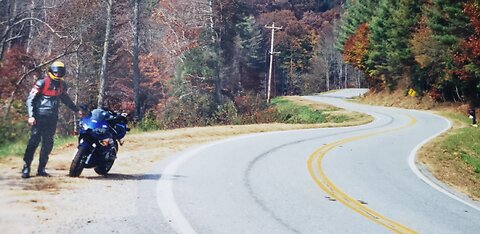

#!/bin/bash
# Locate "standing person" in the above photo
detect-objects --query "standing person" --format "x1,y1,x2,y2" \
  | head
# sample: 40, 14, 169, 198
21, 61, 81, 178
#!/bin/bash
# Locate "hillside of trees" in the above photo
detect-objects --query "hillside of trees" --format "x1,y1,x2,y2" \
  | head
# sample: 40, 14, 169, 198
1, 0, 479, 144
339, 0, 480, 105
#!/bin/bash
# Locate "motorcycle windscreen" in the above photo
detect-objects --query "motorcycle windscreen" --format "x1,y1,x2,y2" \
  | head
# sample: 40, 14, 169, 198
82, 109, 112, 138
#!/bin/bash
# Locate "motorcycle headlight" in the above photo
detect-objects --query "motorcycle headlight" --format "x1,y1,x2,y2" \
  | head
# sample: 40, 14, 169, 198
100, 138, 113, 147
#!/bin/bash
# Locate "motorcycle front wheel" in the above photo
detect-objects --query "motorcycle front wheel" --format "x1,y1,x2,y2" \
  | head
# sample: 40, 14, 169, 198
94, 145, 117, 176
69, 146, 89, 177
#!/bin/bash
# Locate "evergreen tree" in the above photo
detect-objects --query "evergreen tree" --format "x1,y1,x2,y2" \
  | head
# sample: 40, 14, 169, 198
336, 0, 378, 51
366, 0, 423, 90
425, 0, 471, 101
166, 32, 219, 127
234, 15, 265, 93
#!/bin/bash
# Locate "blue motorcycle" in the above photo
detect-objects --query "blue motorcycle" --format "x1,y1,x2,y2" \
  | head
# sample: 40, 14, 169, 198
69, 108, 129, 177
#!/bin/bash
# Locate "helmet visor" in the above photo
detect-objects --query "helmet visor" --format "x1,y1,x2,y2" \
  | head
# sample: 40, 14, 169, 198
51, 66, 66, 77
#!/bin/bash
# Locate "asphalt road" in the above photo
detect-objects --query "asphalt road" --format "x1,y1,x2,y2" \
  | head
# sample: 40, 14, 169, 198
143, 89, 480, 234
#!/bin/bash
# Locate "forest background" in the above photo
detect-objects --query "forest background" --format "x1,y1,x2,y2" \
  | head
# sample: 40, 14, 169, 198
1, 0, 479, 148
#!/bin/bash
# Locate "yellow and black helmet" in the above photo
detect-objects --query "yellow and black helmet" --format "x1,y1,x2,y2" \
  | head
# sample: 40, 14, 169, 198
48, 61, 66, 80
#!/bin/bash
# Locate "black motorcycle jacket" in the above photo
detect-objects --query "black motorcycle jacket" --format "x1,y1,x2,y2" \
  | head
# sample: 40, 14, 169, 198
26, 75, 79, 118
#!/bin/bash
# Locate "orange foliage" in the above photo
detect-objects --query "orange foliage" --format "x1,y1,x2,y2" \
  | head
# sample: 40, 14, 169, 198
0, 46, 37, 100
411, 24, 435, 68
453, 3, 480, 81
342, 23, 369, 70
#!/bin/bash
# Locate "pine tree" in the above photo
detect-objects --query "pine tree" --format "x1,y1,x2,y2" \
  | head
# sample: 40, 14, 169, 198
366, 0, 423, 90
425, 0, 471, 101
234, 15, 264, 93
336, 0, 379, 51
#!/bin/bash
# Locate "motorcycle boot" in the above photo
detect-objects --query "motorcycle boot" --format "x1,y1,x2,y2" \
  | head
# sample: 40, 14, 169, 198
21, 163, 31, 179
37, 159, 51, 177
37, 169, 51, 177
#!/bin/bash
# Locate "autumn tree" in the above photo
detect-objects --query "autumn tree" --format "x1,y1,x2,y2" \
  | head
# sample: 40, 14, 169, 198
257, 10, 318, 95
343, 23, 369, 71
342, 23, 374, 88
336, 0, 378, 52
453, 3, 480, 105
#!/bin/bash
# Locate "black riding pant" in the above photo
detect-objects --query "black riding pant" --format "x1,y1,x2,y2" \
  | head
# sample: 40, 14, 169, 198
23, 116, 58, 170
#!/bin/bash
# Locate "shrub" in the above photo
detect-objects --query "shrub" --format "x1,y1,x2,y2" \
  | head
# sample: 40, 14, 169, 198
211, 101, 240, 125
137, 110, 162, 131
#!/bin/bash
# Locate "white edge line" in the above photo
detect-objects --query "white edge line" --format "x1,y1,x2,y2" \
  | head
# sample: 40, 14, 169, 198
156, 145, 198, 234
408, 116, 480, 212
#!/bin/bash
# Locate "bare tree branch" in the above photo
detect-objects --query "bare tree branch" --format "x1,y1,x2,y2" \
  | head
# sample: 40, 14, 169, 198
8, 17, 70, 39
0, 1, 66, 26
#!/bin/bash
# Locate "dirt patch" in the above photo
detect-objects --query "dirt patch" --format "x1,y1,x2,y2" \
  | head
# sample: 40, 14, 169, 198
0, 103, 371, 233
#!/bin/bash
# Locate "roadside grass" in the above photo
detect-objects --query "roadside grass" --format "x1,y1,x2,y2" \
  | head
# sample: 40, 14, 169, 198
0, 135, 76, 160
422, 111, 480, 199
0, 139, 27, 158
437, 112, 480, 174
271, 98, 327, 124
274, 96, 362, 124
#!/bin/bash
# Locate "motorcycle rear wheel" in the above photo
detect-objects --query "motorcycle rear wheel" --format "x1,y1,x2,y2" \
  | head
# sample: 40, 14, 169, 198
69, 146, 88, 177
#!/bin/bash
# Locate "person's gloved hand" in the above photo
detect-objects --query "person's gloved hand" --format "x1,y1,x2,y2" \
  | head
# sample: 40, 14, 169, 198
28, 117, 36, 126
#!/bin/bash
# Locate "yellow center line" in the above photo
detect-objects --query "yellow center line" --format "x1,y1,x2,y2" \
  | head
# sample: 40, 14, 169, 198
307, 115, 418, 234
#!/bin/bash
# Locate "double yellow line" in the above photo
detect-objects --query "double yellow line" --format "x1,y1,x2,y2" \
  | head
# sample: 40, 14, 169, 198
307, 115, 418, 234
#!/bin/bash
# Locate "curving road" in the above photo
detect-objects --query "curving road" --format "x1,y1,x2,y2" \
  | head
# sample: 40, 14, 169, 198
141, 89, 480, 234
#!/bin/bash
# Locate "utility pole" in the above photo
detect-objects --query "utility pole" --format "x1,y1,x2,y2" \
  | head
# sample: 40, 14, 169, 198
265, 22, 282, 103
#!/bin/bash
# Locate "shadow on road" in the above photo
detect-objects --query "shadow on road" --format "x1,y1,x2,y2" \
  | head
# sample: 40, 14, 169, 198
86, 173, 162, 181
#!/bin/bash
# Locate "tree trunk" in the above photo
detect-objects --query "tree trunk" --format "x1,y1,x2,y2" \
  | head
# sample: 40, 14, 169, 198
339, 61, 343, 88
73, 52, 81, 133
326, 65, 330, 91
26, 0, 36, 54
97, 0, 113, 108
132, 0, 141, 120
0, 0, 13, 60
207, 0, 223, 104
355, 67, 361, 88
208, 0, 216, 44
6, 0, 18, 52
344, 64, 348, 88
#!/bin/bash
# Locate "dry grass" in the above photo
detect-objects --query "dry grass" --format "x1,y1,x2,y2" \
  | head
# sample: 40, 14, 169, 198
361, 88, 438, 109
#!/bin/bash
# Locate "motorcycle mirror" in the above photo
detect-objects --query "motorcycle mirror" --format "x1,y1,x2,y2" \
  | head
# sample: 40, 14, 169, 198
79, 103, 90, 112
